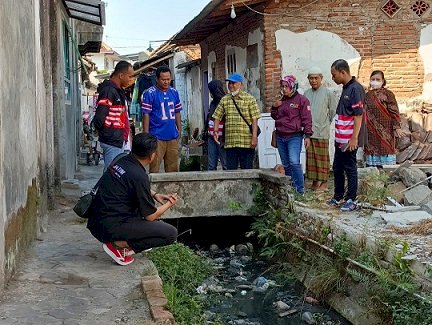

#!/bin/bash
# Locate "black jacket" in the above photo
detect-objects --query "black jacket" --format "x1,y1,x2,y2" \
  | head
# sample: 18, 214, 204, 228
87, 154, 156, 243
93, 80, 129, 148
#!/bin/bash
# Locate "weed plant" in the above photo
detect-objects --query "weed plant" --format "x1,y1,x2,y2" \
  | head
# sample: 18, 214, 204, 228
148, 243, 214, 325
358, 172, 391, 207
249, 178, 432, 324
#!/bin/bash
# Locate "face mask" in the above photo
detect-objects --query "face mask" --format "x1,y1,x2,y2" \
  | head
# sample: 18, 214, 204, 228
230, 89, 240, 96
370, 80, 383, 89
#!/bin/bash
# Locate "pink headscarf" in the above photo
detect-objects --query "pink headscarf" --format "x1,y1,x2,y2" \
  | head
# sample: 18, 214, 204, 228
280, 75, 298, 96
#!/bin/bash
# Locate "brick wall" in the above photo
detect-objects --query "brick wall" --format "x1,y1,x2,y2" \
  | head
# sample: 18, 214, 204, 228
262, 0, 432, 107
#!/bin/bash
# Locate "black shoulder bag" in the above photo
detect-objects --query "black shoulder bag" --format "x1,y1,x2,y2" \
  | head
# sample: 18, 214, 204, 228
231, 97, 261, 136
73, 152, 128, 218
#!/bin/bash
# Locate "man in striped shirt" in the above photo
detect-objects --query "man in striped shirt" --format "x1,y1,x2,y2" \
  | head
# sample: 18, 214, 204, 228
93, 61, 134, 171
141, 66, 182, 173
327, 59, 366, 211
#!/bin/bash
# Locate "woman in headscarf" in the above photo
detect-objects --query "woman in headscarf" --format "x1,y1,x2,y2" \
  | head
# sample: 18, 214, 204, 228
271, 75, 313, 194
364, 70, 403, 167
206, 80, 227, 170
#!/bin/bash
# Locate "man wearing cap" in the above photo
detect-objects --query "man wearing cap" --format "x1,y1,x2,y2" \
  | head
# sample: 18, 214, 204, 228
304, 67, 337, 191
212, 73, 260, 170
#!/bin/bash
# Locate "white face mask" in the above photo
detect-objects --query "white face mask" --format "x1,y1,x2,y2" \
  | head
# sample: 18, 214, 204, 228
230, 89, 240, 96
370, 80, 383, 89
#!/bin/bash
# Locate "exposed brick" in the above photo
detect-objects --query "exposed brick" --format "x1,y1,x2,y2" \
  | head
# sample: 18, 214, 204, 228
142, 275, 162, 292
199, 0, 424, 109
150, 306, 175, 324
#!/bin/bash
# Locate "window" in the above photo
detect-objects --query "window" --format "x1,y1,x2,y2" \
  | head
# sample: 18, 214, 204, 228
63, 22, 71, 102
410, 0, 430, 17
226, 49, 236, 75
381, 0, 401, 18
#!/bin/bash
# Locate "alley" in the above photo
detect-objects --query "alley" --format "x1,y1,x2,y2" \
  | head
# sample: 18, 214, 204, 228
0, 165, 154, 325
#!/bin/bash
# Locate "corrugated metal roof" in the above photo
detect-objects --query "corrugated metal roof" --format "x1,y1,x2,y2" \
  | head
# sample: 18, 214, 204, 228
63, 0, 105, 25
171, 0, 266, 45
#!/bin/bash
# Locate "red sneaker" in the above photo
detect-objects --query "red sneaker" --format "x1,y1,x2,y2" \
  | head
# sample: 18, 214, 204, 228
103, 243, 134, 266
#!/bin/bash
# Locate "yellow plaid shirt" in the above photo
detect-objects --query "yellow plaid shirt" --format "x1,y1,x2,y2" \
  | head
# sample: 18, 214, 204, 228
212, 91, 260, 149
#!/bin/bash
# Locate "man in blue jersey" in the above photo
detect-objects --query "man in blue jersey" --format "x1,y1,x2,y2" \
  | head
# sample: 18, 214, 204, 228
141, 66, 182, 173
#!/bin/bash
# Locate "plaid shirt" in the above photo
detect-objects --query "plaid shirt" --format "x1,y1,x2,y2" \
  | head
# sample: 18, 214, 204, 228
212, 91, 260, 149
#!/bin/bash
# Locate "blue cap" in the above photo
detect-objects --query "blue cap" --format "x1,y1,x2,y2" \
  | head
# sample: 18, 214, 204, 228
225, 73, 244, 83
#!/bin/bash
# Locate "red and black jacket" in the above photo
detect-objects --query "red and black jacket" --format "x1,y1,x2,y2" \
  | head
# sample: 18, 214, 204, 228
93, 80, 129, 148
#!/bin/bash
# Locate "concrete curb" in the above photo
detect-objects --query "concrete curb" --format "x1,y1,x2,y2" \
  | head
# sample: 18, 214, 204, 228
141, 274, 175, 324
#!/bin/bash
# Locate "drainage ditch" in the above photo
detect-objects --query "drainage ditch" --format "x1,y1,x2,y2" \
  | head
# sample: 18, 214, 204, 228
165, 216, 351, 325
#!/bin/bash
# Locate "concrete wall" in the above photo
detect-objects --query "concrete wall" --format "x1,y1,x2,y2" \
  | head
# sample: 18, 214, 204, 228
0, 0, 55, 287
150, 170, 291, 219
0, 0, 88, 289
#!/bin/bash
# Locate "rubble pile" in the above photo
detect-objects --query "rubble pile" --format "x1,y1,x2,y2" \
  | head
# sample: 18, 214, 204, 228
397, 104, 432, 163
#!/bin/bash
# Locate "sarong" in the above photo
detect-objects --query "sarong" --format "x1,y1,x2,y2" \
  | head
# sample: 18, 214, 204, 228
306, 138, 330, 181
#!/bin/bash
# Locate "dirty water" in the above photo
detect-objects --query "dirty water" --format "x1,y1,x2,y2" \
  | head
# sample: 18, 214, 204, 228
171, 216, 351, 324
194, 246, 351, 325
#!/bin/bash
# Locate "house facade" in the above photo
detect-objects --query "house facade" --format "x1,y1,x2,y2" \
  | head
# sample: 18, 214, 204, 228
171, 0, 432, 166
0, 0, 104, 289
173, 0, 432, 107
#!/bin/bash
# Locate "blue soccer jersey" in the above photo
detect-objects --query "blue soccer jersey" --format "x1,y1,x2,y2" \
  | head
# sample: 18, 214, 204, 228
141, 86, 182, 141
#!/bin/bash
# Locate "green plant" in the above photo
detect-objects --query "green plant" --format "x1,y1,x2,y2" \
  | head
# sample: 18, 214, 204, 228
319, 224, 332, 244
356, 248, 380, 269
358, 172, 391, 207
228, 200, 242, 211
179, 155, 201, 171
248, 183, 269, 216
392, 241, 414, 277
181, 119, 190, 137
333, 234, 353, 260
148, 243, 213, 324
306, 254, 347, 299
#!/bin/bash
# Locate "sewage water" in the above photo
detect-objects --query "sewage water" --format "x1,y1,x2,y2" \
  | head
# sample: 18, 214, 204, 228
168, 216, 352, 325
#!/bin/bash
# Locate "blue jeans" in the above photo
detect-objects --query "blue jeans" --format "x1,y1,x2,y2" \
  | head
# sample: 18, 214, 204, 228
277, 135, 304, 194
226, 148, 255, 170
208, 137, 227, 170
100, 142, 124, 172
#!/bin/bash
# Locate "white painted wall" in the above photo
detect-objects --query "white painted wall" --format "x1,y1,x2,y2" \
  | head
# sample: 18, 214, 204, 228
420, 24, 432, 102
275, 29, 361, 92
172, 52, 188, 120
90, 53, 104, 71
247, 28, 264, 110
208, 51, 216, 82
185, 66, 203, 132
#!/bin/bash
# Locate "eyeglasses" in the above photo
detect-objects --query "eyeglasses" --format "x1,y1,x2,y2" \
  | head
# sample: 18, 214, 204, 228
228, 81, 237, 85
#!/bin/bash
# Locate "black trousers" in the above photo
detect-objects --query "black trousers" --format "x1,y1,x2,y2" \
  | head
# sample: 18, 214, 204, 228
226, 148, 255, 170
88, 217, 178, 253
333, 146, 358, 201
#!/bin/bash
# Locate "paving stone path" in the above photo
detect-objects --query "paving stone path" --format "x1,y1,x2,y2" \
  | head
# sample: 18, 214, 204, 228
0, 164, 155, 325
